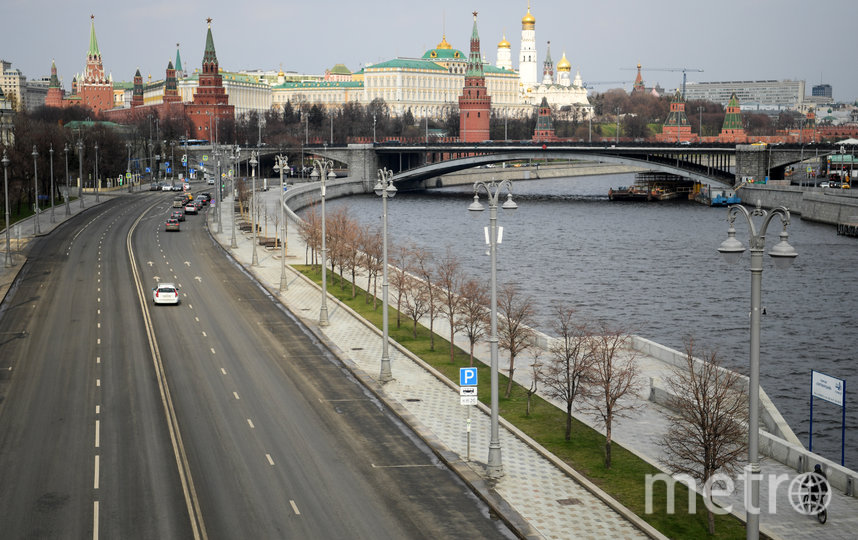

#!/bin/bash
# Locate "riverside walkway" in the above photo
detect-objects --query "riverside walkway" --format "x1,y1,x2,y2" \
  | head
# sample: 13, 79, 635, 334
2, 186, 857, 539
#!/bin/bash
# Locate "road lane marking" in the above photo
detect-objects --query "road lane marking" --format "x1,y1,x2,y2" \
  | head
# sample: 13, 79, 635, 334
96, 356, 101, 364
96, 379, 101, 387
195, 317, 199, 322
233, 392, 240, 400
201, 331, 207, 337
290, 500, 300, 515
94, 455, 99, 489
210, 348, 216, 355
247, 419, 254, 429
95, 420, 100, 448
266, 454, 275, 466
97, 322, 101, 329
220, 368, 227, 375
93, 501, 99, 540
97, 338, 101, 345
96, 405, 100, 414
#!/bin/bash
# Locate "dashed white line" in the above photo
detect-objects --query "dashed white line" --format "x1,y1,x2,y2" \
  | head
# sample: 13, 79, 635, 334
210, 348, 216, 355
97, 322, 101, 329
233, 392, 240, 400
95, 420, 100, 448
96, 356, 101, 364
195, 317, 199, 322
93, 455, 100, 489
97, 338, 101, 345
220, 368, 227, 375
96, 405, 100, 414
247, 419, 255, 428
93, 501, 99, 540
96, 379, 101, 387
202, 331, 207, 337
266, 454, 275, 466
290, 500, 300, 515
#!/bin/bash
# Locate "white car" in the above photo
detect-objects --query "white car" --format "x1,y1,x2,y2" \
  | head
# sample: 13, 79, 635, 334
153, 283, 180, 305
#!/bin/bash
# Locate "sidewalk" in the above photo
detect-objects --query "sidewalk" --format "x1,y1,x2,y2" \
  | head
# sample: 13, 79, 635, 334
214, 186, 858, 540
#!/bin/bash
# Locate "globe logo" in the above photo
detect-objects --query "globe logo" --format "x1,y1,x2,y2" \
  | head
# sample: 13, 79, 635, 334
788, 472, 831, 515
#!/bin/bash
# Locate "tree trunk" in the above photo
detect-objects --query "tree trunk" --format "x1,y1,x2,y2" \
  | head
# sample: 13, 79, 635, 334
565, 403, 573, 441
604, 424, 612, 468
504, 354, 516, 398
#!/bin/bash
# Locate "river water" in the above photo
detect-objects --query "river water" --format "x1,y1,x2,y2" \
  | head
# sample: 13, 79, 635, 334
314, 173, 857, 467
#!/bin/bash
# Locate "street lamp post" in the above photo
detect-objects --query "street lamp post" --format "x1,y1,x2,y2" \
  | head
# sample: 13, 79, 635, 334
718, 200, 797, 540
2, 149, 12, 267
63, 143, 71, 215
126, 142, 132, 193
48, 144, 56, 223
311, 157, 336, 326
230, 145, 239, 249
615, 107, 621, 145
374, 167, 396, 382
32, 145, 40, 234
148, 141, 154, 185
77, 139, 84, 209
170, 140, 176, 188
94, 141, 100, 203
274, 153, 289, 292
214, 145, 222, 234
468, 178, 517, 479
250, 152, 259, 266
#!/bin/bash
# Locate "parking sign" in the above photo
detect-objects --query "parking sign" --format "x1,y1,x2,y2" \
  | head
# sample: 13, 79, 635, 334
459, 367, 478, 387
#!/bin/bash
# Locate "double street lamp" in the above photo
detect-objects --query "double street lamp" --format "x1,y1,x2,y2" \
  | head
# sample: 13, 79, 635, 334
94, 141, 100, 203
77, 139, 84, 209
718, 200, 797, 540
374, 167, 396, 382
311, 157, 336, 326
249, 151, 259, 266
274, 153, 289, 293
63, 143, 71, 215
230, 145, 240, 249
2, 149, 11, 267
32, 145, 40, 235
468, 178, 517, 479
49, 144, 55, 223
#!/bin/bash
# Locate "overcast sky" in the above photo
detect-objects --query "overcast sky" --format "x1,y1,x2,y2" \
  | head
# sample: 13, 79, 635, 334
4, 0, 856, 103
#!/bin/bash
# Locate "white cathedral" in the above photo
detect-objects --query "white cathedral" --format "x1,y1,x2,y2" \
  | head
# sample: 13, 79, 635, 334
501, 3, 592, 118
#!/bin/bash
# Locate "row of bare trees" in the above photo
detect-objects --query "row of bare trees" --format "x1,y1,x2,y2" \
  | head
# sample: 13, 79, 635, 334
295, 204, 748, 507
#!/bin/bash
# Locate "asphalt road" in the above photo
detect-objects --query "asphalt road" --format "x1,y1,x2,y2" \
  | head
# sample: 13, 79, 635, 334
0, 191, 514, 539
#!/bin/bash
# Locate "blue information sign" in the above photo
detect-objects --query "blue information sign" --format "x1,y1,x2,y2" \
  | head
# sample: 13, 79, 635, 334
459, 367, 478, 386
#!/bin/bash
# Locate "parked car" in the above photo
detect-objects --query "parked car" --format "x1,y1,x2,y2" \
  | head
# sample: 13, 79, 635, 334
184, 203, 197, 214
171, 210, 185, 222
165, 218, 180, 232
152, 283, 180, 305
173, 196, 185, 208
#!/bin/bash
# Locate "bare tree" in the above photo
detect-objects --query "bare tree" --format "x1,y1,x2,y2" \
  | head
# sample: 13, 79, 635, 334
540, 307, 595, 441
435, 248, 465, 362
497, 283, 536, 399
457, 278, 488, 366
660, 339, 748, 535
390, 243, 415, 329
298, 203, 320, 264
358, 225, 383, 308
413, 247, 440, 351
526, 350, 542, 417
401, 274, 430, 338
586, 323, 641, 468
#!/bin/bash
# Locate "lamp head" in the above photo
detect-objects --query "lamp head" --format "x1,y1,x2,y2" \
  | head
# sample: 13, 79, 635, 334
468, 193, 484, 212
386, 183, 397, 198
2, 150, 8, 167
718, 226, 745, 265
327, 169, 336, 180
501, 192, 518, 211
310, 168, 320, 179
32, 145, 38, 157
769, 229, 797, 269
373, 180, 384, 197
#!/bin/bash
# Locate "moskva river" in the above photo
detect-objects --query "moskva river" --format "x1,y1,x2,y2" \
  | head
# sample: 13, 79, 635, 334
316, 173, 857, 467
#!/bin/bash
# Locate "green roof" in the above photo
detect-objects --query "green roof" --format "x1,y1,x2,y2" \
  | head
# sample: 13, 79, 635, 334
366, 58, 447, 71
203, 22, 217, 65
273, 80, 363, 89
421, 48, 466, 61
65, 120, 125, 130
483, 64, 517, 75
329, 63, 351, 75
113, 81, 134, 90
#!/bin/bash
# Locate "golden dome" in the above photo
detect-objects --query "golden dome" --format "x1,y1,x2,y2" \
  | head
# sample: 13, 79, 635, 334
522, 5, 535, 28
498, 34, 511, 49
436, 34, 452, 50
557, 52, 571, 71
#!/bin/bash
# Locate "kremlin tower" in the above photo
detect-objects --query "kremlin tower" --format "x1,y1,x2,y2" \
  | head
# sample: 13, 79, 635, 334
518, 2, 538, 90
458, 12, 491, 142
541, 41, 554, 85
77, 15, 114, 112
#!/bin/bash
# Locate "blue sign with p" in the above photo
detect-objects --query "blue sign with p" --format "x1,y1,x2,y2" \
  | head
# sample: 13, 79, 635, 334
459, 367, 478, 387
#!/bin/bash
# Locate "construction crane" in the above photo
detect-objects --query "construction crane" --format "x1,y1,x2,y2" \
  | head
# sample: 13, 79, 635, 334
581, 81, 633, 90
621, 66, 704, 98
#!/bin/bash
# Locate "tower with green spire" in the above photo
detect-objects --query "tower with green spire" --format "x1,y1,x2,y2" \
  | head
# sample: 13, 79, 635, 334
78, 15, 114, 112
458, 11, 491, 142
188, 18, 233, 140
175, 43, 185, 78
660, 90, 692, 142
718, 92, 746, 142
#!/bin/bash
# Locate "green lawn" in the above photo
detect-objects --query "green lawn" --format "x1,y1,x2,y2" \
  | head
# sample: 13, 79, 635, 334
298, 265, 748, 539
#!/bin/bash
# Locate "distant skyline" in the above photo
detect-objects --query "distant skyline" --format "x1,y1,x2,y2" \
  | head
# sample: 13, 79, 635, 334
3, 0, 856, 104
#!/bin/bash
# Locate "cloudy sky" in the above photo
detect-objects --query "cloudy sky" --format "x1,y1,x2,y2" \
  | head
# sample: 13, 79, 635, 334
4, 0, 856, 103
